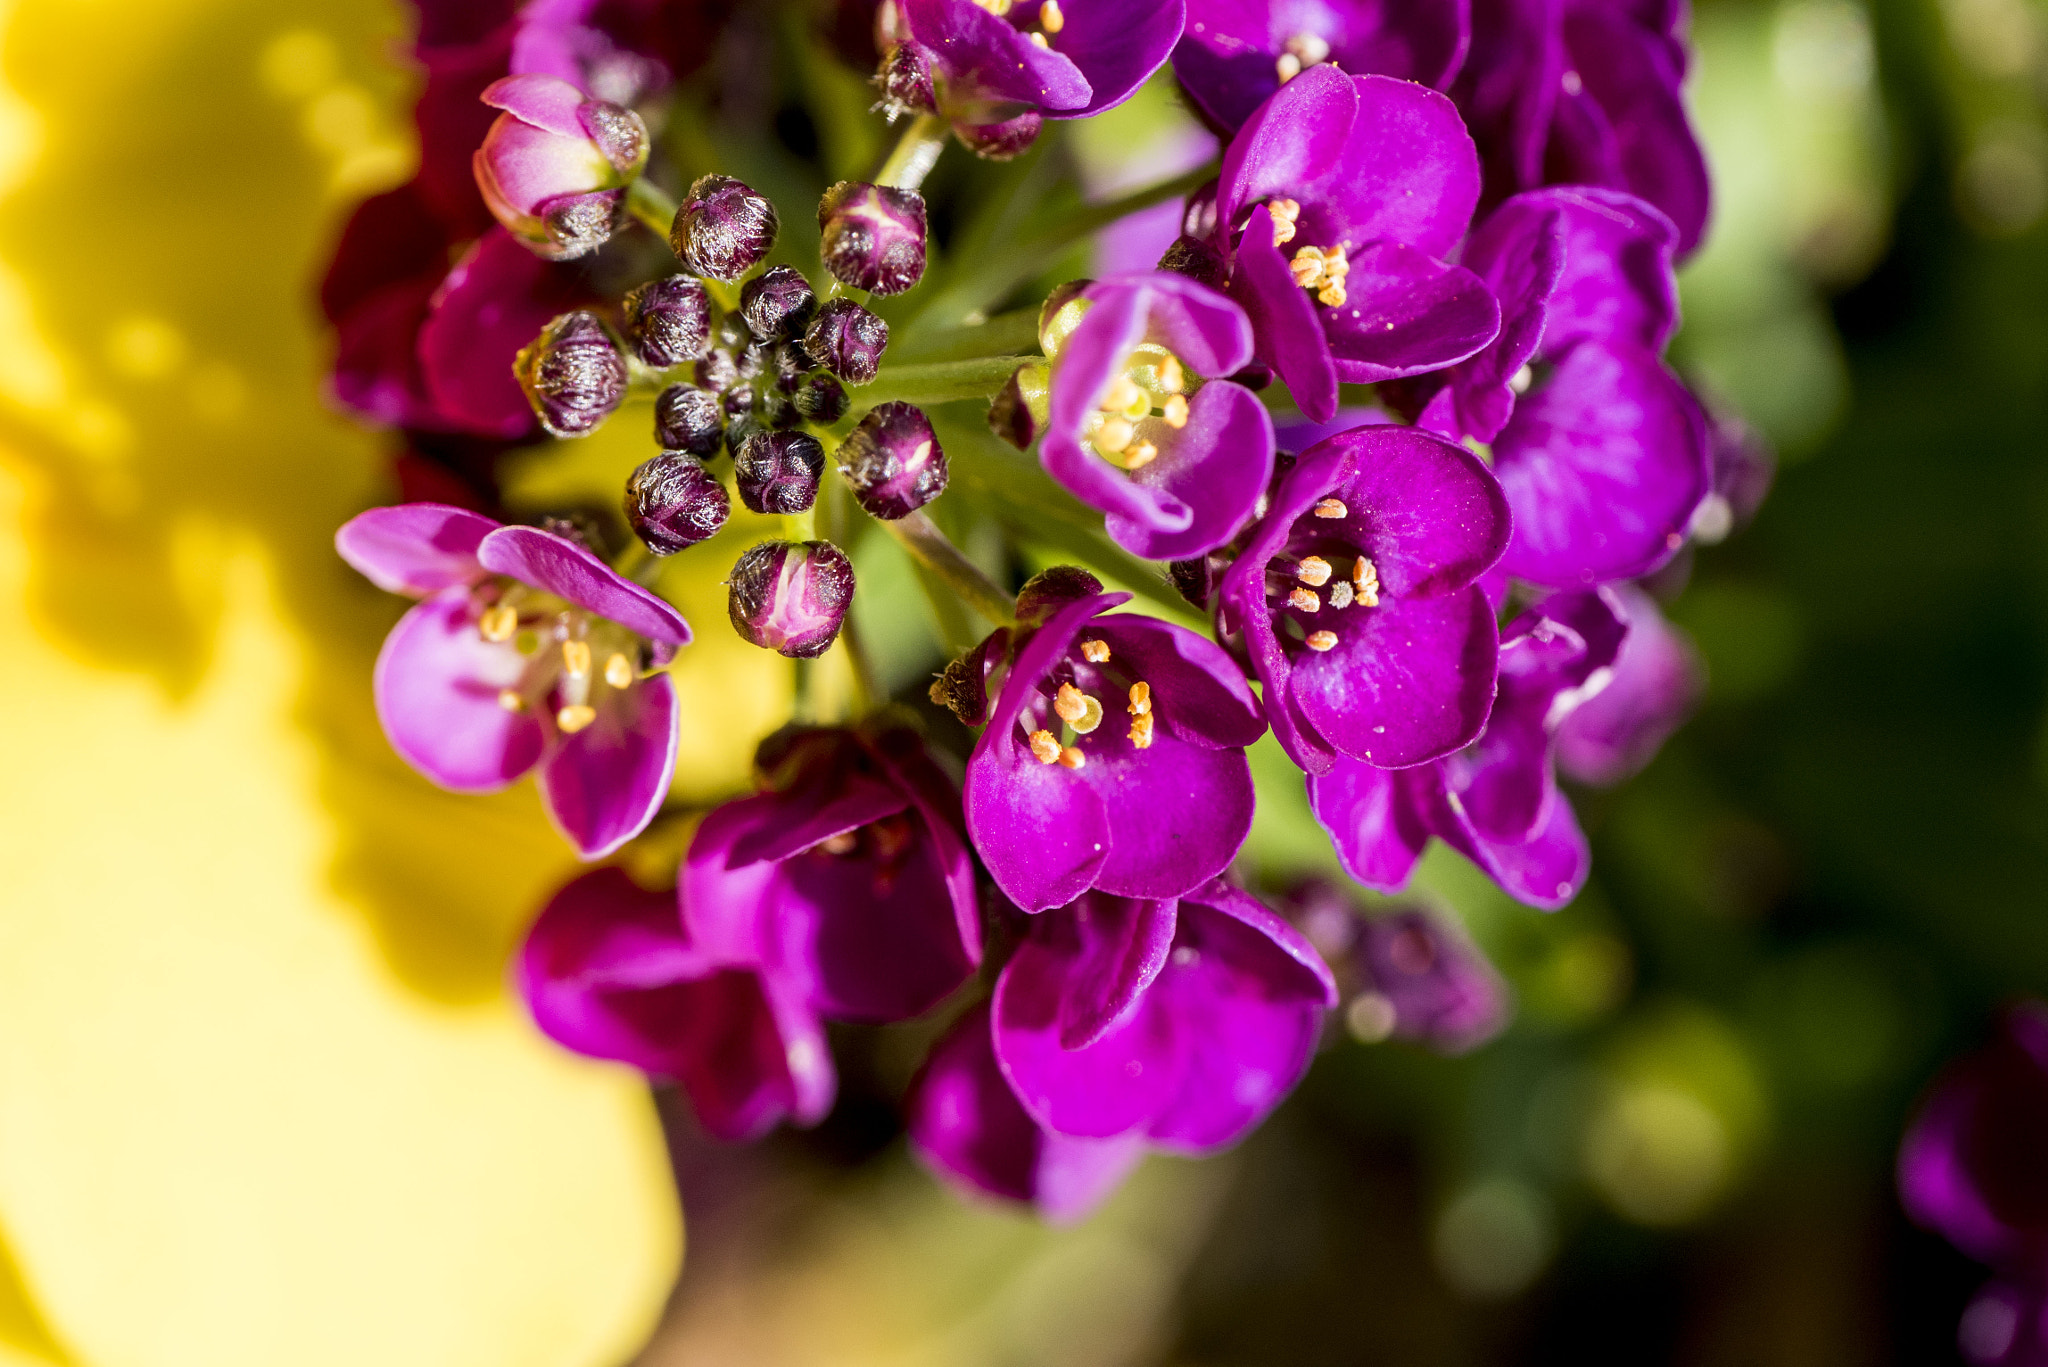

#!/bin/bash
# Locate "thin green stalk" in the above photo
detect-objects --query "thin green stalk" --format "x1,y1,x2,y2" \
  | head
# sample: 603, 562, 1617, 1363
880, 510, 1014, 626
625, 178, 677, 240
887, 306, 1042, 364
856, 356, 1026, 408
874, 113, 949, 191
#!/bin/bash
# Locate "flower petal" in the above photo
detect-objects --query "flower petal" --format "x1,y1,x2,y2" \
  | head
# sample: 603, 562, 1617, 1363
867, 727, 986, 967
1106, 380, 1275, 560
1315, 424, 1511, 598
1071, 721, 1256, 901
1307, 757, 1432, 893
1230, 204, 1339, 421
478, 525, 692, 657
903, 0, 1093, 111
1093, 612, 1266, 748
1323, 244, 1499, 384
1049, 0, 1185, 117
1217, 62, 1358, 227
336, 503, 499, 596
1315, 74, 1481, 259
1555, 584, 1701, 785
1442, 780, 1589, 910
1041, 284, 1185, 533
481, 72, 590, 138
1053, 895, 1179, 1049
418, 229, 589, 440
537, 672, 678, 859
373, 589, 545, 792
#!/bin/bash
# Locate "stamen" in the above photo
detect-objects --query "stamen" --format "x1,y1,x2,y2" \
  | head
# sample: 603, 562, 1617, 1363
1289, 244, 1350, 307
1284, 32, 1332, 64
1353, 557, 1380, 607
1029, 29, 1048, 47
1128, 681, 1151, 716
557, 703, 598, 733
562, 639, 592, 678
819, 831, 858, 856
1053, 682, 1090, 724
1094, 417, 1134, 453
1129, 712, 1155, 749
1162, 394, 1189, 428
1058, 745, 1087, 769
1158, 355, 1184, 391
1072, 695, 1104, 734
1081, 638, 1111, 663
974, 0, 1013, 12
1102, 375, 1143, 414
478, 604, 518, 642
1268, 198, 1300, 247
1275, 52, 1302, 82
497, 689, 526, 712
1294, 555, 1331, 586
1123, 441, 1158, 470
1288, 586, 1321, 612
1305, 630, 1338, 652
1314, 497, 1348, 519
1028, 729, 1062, 764
1039, 0, 1065, 31
1327, 580, 1355, 609
604, 652, 634, 688
1510, 364, 1534, 394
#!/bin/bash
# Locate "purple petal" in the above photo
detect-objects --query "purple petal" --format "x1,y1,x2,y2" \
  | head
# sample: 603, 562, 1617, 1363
328, 276, 446, 431
1107, 382, 1273, 558
1217, 63, 1358, 227
1230, 205, 1339, 421
1093, 613, 1266, 748
1419, 204, 1566, 443
1316, 424, 1512, 597
1555, 7, 1710, 256
481, 71, 589, 136
867, 728, 987, 967
1443, 781, 1588, 909
1503, 187, 1680, 355
478, 525, 692, 657
1046, 0, 1185, 116
417, 228, 589, 438
537, 671, 679, 859
1307, 757, 1432, 893
1454, 0, 1564, 192
1314, 74, 1482, 260
1070, 721, 1256, 902
1053, 896, 1179, 1049
320, 181, 453, 326
1290, 585, 1500, 768
1354, 908, 1511, 1054
373, 588, 545, 792
1091, 270, 1257, 379
1555, 584, 1701, 785
677, 968, 837, 1141
902, 0, 1092, 111
474, 115, 605, 223
728, 777, 907, 868
1494, 342, 1710, 586
335, 503, 499, 595
681, 796, 789, 968
1323, 245, 1499, 383
1042, 284, 1186, 533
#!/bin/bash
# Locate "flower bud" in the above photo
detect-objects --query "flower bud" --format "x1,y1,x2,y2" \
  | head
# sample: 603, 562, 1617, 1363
623, 275, 713, 367
1014, 566, 1102, 626
739, 265, 818, 343
694, 347, 739, 393
759, 385, 799, 430
794, 373, 848, 425
733, 429, 826, 514
958, 109, 1042, 161
473, 75, 649, 260
671, 173, 779, 282
653, 382, 724, 456
818, 181, 928, 296
727, 540, 855, 658
725, 412, 767, 458
625, 453, 731, 554
722, 385, 756, 419
804, 298, 889, 384
838, 401, 947, 519
876, 41, 937, 119
986, 361, 1048, 450
514, 310, 627, 437
1157, 233, 1230, 291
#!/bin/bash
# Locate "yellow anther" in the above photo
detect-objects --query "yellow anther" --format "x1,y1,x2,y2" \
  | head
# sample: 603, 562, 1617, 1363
1159, 354, 1185, 392
1162, 394, 1189, 428
1072, 695, 1104, 734
1040, 0, 1065, 31
497, 689, 526, 713
1102, 375, 1144, 414
974, 0, 1013, 13
1058, 745, 1087, 769
1029, 729, 1062, 764
1128, 681, 1151, 716
1305, 630, 1339, 652
1295, 555, 1332, 587
819, 831, 858, 856
1094, 417, 1134, 454
1290, 245, 1329, 290
561, 639, 592, 678
1029, 29, 1048, 47
478, 604, 518, 642
1269, 198, 1300, 246
1353, 557, 1381, 607
1292, 244, 1349, 306
1314, 497, 1348, 519
1510, 364, 1534, 394
1124, 441, 1159, 470
1275, 51, 1302, 82
1054, 681, 1090, 724
556, 703, 598, 733
1318, 279, 1348, 307
1328, 580, 1355, 609
1129, 712, 1155, 749
1081, 638, 1111, 663
1285, 32, 1332, 64
604, 652, 634, 688
1289, 586, 1321, 612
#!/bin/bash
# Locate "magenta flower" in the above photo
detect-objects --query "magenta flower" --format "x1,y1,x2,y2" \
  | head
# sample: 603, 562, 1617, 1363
991, 882, 1337, 1147
682, 725, 983, 1027
1451, 0, 1711, 255
1217, 423, 1509, 776
963, 578, 1265, 913
1040, 272, 1273, 559
1211, 65, 1499, 422
1307, 589, 1626, 908
335, 502, 691, 858
1173, 0, 1471, 134
1555, 583, 1699, 784
908, 1002, 1145, 1222
517, 866, 834, 1142
471, 73, 648, 260
1351, 908, 1510, 1054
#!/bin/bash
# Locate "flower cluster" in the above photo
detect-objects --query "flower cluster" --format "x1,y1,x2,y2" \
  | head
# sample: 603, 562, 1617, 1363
325, 0, 1736, 1220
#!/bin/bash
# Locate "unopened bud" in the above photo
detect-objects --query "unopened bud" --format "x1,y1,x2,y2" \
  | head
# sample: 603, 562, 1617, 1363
733, 429, 826, 514
987, 361, 1049, 450
794, 373, 848, 424
739, 265, 819, 343
694, 347, 739, 393
818, 181, 928, 296
514, 310, 627, 438
804, 298, 890, 385
653, 382, 724, 456
957, 108, 1042, 161
1015, 565, 1103, 625
1168, 555, 1221, 610
473, 75, 648, 260
838, 401, 947, 519
760, 385, 799, 430
671, 173, 778, 282
623, 275, 713, 367
1157, 233, 1230, 291
876, 41, 937, 118
625, 453, 730, 554
537, 189, 626, 259
727, 540, 855, 658
773, 339, 818, 387
725, 412, 767, 458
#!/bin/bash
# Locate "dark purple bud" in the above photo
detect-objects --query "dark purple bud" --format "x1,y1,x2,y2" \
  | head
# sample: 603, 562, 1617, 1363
536, 188, 626, 259
760, 385, 800, 430
794, 373, 848, 424
1168, 555, 1220, 610
877, 41, 937, 118
625, 453, 730, 554
513, 310, 627, 438
773, 339, 819, 386
725, 412, 767, 458
722, 384, 756, 418
838, 400, 947, 519
957, 109, 1042, 161
1157, 233, 1230, 291
734, 429, 826, 514
986, 363, 1046, 450
671, 173, 778, 282
727, 540, 855, 658
623, 275, 713, 367
694, 348, 739, 393
928, 626, 1011, 726
739, 265, 819, 343
580, 101, 648, 172
1014, 565, 1102, 626
804, 298, 890, 384
818, 181, 928, 296
653, 382, 724, 456
734, 342, 767, 382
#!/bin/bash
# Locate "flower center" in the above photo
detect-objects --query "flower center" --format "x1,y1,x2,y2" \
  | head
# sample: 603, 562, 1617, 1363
1023, 637, 1158, 766
1266, 503, 1383, 655
1274, 32, 1331, 84
472, 579, 645, 733
1290, 244, 1349, 307
1084, 347, 1191, 472
978, 0, 1064, 47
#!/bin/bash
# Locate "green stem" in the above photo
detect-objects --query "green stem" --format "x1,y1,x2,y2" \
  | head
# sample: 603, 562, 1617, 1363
857, 356, 1026, 407
880, 510, 1014, 626
625, 177, 676, 240
875, 113, 949, 191
886, 306, 1041, 364
840, 611, 880, 711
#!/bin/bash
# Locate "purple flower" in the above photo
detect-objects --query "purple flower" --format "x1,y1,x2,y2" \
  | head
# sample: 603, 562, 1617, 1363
1349, 907, 1510, 1053
891, 0, 1186, 154
990, 881, 1337, 1147
335, 503, 692, 858
1173, 0, 1471, 134
682, 725, 983, 1027
838, 401, 950, 519
727, 541, 856, 659
908, 1002, 1146, 1222
1451, 0, 1711, 256
1039, 271, 1273, 559
1217, 423, 1509, 775
1211, 65, 1499, 422
1307, 589, 1626, 908
471, 74, 647, 259
1400, 186, 1710, 587
818, 182, 930, 296
1555, 584, 1699, 784
517, 866, 834, 1141
963, 575, 1265, 912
